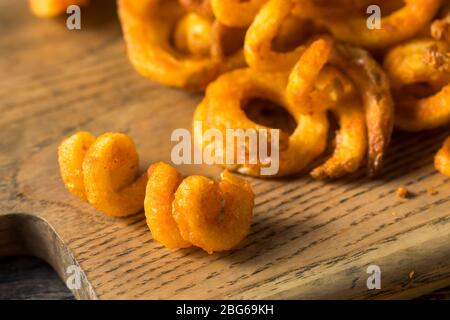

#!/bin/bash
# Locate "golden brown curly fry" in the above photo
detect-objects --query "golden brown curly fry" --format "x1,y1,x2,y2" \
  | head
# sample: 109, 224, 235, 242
287, 39, 367, 179
331, 43, 394, 175
322, 0, 442, 49
173, 170, 254, 254
435, 136, 450, 176
118, 0, 245, 90
384, 39, 450, 131
194, 66, 329, 177
58, 132, 147, 217
29, 0, 89, 17
145, 163, 254, 253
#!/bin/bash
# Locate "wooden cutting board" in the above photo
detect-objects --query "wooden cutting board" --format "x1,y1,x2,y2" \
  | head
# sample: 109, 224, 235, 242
1, 0, 449, 300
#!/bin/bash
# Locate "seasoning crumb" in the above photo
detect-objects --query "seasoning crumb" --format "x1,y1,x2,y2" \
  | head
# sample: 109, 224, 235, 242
396, 186, 409, 199
391, 212, 397, 217
409, 271, 415, 279
427, 187, 438, 196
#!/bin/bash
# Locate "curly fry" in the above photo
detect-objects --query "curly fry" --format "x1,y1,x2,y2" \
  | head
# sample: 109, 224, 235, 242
194, 66, 329, 177
145, 163, 254, 253
322, 0, 442, 49
435, 137, 450, 176
29, 0, 89, 17
58, 132, 147, 217
173, 170, 254, 254
118, 0, 245, 90
384, 39, 450, 131
287, 39, 367, 179
211, 0, 267, 27
330, 43, 394, 175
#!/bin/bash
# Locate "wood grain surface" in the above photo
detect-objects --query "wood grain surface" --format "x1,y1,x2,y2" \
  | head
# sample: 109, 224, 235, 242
0, 0, 449, 300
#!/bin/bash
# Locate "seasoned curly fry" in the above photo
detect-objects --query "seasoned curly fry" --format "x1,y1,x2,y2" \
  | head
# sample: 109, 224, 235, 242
29, 0, 89, 17
118, 0, 245, 90
194, 67, 329, 177
145, 162, 191, 249
384, 39, 450, 131
58, 132, 147, 217
330, 43, 394, 175
145, 163, 254, 253
173, 170, 254, 254
211, 0, 267, 27
287, 39, 367, 179
435, 137, 450, 176
322, 0, 442, 49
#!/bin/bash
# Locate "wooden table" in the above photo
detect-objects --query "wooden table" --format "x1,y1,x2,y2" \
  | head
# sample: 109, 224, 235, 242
1, 0, 449, 300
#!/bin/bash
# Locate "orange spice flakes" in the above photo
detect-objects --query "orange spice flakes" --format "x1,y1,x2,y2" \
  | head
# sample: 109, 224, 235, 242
427, 187, 438, 196
396, 186, 409, 199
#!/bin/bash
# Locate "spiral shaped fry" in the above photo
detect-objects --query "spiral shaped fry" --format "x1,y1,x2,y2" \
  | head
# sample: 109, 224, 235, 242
118, 0, 246, 91
58, 132, 147, 217
322, 0, 442, 49
145, 162, 254, 253
384, 39, 450, 131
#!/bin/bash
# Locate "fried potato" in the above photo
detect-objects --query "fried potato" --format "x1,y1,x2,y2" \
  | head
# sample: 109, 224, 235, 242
58, 132, 147, 217
384, 39, 450, 131
118, 0, 245, 91
145, 163, 254, 253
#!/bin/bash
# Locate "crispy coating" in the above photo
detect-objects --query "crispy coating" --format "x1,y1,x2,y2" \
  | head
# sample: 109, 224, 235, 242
58, 132, 147, 217
145, 162, 191, 249
118, 0, 245, 91
287, 39, 367, 179
435, 137, 450, 177
384, 39, 450, 131
173, 170, 254, 254
29, 0, 89, 17
322, 0, 442, 49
